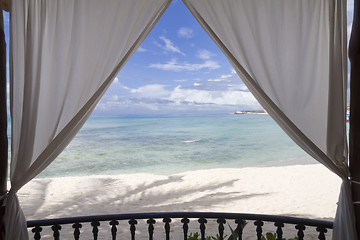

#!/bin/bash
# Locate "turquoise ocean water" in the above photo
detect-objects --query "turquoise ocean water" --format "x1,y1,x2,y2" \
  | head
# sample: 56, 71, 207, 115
36, 114, 317, 178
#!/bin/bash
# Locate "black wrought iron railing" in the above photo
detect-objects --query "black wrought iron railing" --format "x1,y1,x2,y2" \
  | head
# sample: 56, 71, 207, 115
27, 212, 333, 240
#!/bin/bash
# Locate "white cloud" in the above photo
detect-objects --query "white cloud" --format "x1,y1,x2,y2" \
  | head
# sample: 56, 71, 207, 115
95, 71, 260, 115
121, 84, 130, 90
113, 77, 119, 84
159, 36, 185, 56
196, 50, 215, 60
149, 59, 220, 72
137, 47, 147, 53
166, 70, 258, 107
177, 27, 194, 39
168, 86, 259, 107
214, 91, 257, 105
96, 98, 163, 113
109, 95, 120, 101
190, 70, 248, 92
110, 77, 130, 90
208, 73, 233, 82
130, 84, 170, 98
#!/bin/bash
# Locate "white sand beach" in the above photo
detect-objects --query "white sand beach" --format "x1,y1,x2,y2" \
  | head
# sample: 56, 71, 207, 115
19, 164, 341, 239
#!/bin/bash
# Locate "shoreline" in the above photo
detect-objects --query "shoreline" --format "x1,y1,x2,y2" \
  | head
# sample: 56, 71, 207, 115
35, 158, 319, 179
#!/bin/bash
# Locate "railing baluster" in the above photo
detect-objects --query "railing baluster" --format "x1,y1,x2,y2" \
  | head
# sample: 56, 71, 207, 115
316, 226, 327, 240
110, 219, 119, 240
254, 220, 263, 240
181, 218, 190, 240
51, 224, 61, 240
235, 219, 244, 240
198, 218, 207, 240
147, 218, 156, 240
274, 222, 284, 240
295, 224, 305, 240
163, 217, 172, 240
25, 212, 334, 240
217, 218, 226, 240
91, 221, 100, 240
72, 222, 82, 240
129, 218, 138, 240
31, 226, 42, 240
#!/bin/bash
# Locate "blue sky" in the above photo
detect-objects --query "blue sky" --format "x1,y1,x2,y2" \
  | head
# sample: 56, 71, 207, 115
94, 0, 260, 116
3, 0, 355, 116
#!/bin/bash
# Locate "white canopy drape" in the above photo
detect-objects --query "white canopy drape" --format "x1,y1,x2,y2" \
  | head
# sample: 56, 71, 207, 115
5, 0, 171, 239
4, 0, 354, 239
182, 0, 354, 239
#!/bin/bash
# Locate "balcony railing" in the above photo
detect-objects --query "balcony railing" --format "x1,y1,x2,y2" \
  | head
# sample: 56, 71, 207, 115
27, 212, 333, 240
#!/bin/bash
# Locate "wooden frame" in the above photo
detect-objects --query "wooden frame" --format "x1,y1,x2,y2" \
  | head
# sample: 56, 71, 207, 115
0, 6, 8, 240
349, 0, 360, 236
0, 1, 359, 239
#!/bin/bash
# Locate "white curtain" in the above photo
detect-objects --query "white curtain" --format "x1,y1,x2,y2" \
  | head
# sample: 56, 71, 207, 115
183, 0, 354, 239
5, 0, 171, 239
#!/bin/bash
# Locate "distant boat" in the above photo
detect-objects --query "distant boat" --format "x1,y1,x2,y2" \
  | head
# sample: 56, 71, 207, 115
234, 110, 267, 114
234, 111, 244, 114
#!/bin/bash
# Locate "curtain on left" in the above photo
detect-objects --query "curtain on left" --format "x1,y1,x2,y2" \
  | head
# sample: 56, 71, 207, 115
5, 0, 171, 239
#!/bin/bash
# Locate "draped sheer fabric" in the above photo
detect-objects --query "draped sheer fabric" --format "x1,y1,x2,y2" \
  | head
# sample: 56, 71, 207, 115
4, 0, 354, 239
182, 0, 354, 239
5, 0, 171, 239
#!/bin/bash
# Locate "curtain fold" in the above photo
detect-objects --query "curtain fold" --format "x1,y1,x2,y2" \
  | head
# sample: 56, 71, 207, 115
183, 0, 354, 239
5, 0, 354, 239
5, 0, 171, 239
